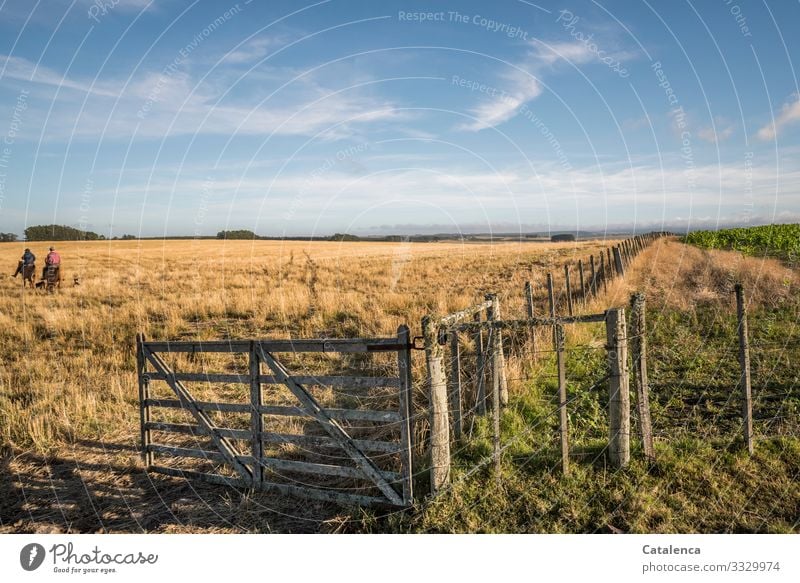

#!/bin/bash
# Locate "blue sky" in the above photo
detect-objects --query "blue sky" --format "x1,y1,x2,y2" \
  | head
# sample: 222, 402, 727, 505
0, 0, 798, 237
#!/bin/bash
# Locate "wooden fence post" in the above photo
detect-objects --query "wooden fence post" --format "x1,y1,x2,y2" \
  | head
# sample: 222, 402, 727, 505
600, 252, 608, 294
524, 281, 537, 358
606, 308, 630, 468
555, 322, 569, 475
136, 334, 154, 468
606, 248, 613, 279
546, 272, 556, 318
397, 325, 415, 505
488, 323, 502, 481
423, 315, 450, 494
449, 331, 463, 440
578, 259, 586, 306
613, 246, 625, 277
486, 293, 508, 407
589, 256, 597, 296
629, 294, 655, 461
249, 341, 264, 486
564, 264, 574, 316
735, 284, 754, 455
473, 311, 487, 416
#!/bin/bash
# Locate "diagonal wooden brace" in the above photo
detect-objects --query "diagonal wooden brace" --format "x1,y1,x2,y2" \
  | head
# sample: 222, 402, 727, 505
257, 345, 404, 506
144, 348, 253, 482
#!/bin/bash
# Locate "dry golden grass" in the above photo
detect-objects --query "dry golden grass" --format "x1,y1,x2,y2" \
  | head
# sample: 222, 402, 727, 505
0, 237, 627, 533
3, 236, 796, 533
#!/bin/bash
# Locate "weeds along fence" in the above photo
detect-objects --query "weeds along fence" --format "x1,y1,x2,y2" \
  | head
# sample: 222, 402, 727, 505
134, 232, 674, 506
421, 232, 667, 494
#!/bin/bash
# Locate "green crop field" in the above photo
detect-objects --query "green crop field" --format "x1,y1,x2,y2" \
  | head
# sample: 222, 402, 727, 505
683, 224, 800, 262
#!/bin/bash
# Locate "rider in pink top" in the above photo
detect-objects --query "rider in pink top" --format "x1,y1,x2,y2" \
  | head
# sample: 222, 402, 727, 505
45, 247, 61, 266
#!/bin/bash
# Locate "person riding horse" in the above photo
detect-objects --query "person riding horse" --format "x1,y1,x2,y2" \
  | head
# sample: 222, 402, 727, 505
13, 248, 36, 287
42, 246, 62, 289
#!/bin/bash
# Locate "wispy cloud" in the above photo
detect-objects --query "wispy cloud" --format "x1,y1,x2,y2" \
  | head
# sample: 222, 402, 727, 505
757, 94, 800, 141
461, 37, 633, 132
1, 55, 406, 140
697, 117, 735, 143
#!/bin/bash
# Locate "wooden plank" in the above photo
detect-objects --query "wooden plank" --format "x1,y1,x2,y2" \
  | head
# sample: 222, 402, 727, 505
449, 331, 463, 439
261, 431, 400, 454
606, 308, 630, 468
423, 315, 450, 495
257, 456, 401, 482
735, 284, 754, 455
473, 311, 487, 416
143, 348, 253, 481
258, 346, 404, 506
438, 300, 492, 327
145, 421, 250, 440
630, 293, 655, 461
555, 323, 569, 475
146, 399, 250, 413
260, 406, 401, 423
149, 465, 392, 507
146, 399, 400, 423
260, 375, 400, 389
136, 334, 153, 467
250, 342, 264, 486
147, 444, 230, 463
396, 325, 414, 505
453, 313, 608, 333
143, 338, 409, 354
145, 372, 400, 389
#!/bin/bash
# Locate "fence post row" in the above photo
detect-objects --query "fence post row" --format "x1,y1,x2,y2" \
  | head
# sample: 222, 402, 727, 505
629, 294, 655, 461
485, 293, 509, 407
606, 308, 631, 468
423, 315, 451, 494
735, 284, 754, 455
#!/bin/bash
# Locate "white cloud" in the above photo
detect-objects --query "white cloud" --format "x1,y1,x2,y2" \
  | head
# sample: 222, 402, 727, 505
757, 94, 800, 141
222, 37, 287, 64
460, 68, 542, 131
461, 38, 633, 132
697, 117, 735, 143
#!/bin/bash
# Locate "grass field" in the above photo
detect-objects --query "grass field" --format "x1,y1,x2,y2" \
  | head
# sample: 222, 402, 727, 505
1, 235, 799, 533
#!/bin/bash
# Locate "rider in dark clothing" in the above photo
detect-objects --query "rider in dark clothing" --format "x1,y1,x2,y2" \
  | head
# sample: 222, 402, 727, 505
13, 248, 35, 277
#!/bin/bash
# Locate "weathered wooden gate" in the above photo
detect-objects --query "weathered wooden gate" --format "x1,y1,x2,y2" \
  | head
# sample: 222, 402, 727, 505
136, 327, 414, 507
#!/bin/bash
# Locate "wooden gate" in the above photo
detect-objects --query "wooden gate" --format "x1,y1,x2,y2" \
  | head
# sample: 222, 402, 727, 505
136, 327, 414, 507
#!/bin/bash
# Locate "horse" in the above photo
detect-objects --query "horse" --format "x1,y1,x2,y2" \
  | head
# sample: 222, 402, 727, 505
13, 261, 36, 288
42, 265, 61, 293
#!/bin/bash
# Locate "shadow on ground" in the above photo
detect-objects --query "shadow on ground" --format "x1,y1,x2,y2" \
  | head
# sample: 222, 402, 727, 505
0, 438, 360, 533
